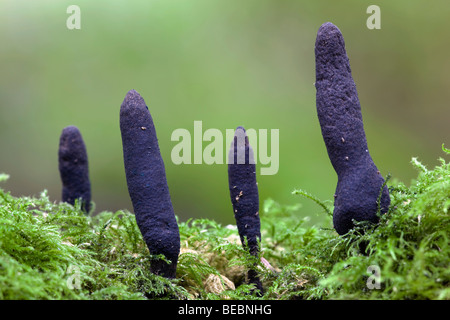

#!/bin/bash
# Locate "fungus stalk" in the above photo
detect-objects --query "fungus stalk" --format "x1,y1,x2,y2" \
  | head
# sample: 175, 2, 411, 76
228, 126, 263, 294
58, 125, 92, 214
120, 89, 180, 278
314, 22, 390, 235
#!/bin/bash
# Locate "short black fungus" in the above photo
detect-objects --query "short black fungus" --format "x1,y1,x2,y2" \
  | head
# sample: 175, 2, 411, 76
314, 22, 390, 235
228, 126, 263, 294
120, 89, 180, 278
58, 125, 92, 214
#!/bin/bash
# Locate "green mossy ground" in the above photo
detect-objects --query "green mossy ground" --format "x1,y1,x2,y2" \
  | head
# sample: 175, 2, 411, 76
1, 147, 449, 300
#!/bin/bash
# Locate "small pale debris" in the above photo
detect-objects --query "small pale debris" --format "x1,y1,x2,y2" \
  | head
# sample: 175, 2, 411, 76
297, 278, 309, 288
180, 247, 200, 255
260, 257, 279, 272
225, 233, 241, 244
204, 274, 235, 295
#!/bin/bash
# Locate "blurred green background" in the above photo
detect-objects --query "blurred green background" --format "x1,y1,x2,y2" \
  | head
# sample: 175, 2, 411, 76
1, 0, 449, 226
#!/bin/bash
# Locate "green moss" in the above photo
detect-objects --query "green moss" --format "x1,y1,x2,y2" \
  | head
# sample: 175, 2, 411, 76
0, 146, 449, 299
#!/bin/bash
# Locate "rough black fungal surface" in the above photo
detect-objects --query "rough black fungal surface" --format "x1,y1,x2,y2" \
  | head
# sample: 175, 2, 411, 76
228, 126, 263, 294
120, 89, 180, 278
314, 22, 390, 235
58, 125, 91, 214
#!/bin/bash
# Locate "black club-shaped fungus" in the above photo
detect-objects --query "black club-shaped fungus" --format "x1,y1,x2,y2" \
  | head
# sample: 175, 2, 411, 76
120, 89, 180, 279
58, 125, 92, 214
228, 126, 263, 294
314, 22, 390, 235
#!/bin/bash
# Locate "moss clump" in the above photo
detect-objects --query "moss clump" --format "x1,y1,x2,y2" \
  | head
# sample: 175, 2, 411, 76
0, 146, 449, 299
0, 181, 186, 300
294, 145, 450, 300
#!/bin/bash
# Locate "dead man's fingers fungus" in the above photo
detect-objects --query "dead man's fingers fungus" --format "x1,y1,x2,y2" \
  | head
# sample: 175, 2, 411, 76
314, 22, 390, 235
120, 89, 180, 279
228, 126, 263, 294
58, 125, 92, 214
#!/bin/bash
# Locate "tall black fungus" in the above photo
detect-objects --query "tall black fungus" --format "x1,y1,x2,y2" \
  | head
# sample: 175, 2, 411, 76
314, 22, 390, 235
58, 125, 91, 214
120, 89, 180, 279
228, 126, 263, 294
